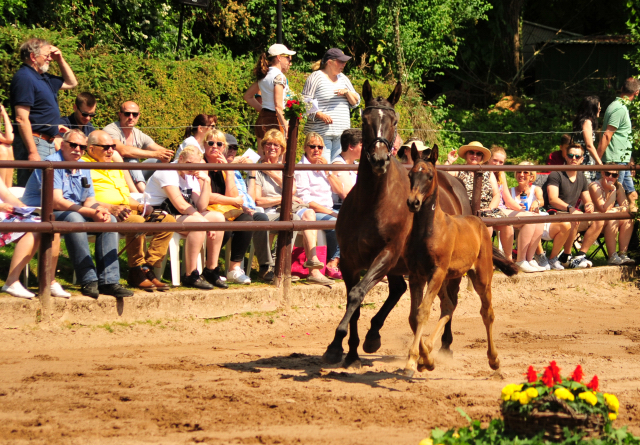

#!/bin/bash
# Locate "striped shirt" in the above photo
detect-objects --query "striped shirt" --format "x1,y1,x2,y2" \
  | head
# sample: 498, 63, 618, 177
302, 71, 360, 137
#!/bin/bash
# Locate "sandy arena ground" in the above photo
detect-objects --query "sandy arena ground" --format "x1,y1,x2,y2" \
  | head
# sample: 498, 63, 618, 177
0, 277, 639, 444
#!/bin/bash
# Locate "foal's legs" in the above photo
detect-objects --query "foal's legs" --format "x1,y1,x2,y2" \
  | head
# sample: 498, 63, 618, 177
440, 278, 461, 356
471, 254, 500, 371
362, 274, 407, 354
323, 249, 397, 365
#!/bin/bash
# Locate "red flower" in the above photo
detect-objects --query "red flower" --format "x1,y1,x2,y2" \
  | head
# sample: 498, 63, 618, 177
541, 368, 555, 387
286, 100, 293, 108
526, 366, 538, 383
569, 365, 584, 383
586, 375, 599, 391
549, 361, 562, 383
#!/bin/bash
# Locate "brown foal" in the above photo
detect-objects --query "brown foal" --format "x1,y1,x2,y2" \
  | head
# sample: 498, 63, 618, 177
404, 143, 518, 377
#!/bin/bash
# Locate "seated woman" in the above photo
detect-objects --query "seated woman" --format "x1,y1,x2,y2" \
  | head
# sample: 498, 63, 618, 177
204, 129, 255, 285
589, 166, 635, 265
445, 142, 513, 259
249, 129, 333, 285
144, 146, 226, 289
174, 113, 217, 160
294, 132, 344, 279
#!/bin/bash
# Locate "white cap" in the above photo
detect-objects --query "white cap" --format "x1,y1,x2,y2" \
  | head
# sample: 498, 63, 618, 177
268, 44, 296, 57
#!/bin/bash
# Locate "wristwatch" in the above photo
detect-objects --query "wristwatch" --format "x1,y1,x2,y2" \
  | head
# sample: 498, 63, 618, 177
567, 204, 573, 212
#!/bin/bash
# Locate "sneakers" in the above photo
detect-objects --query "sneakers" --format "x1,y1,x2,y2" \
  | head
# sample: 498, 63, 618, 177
527, 259, 547, 272
548, 256, 565, 270
608, 252, 624, 265
533, 253, 551, 270
50, 281, 71, 298
258, 265, 274, 282
619, 253, 636, 265
182, 270, 214, 290
81, 281, 99, 299
201, 267, 228, 289
560, 254, 572, 268
515, 260, 541, 273
227, 267, 251, 285
98, 283, 134, 298
2, 281, 35, 299
566, 255, 591, 269
325, 266, 343, 279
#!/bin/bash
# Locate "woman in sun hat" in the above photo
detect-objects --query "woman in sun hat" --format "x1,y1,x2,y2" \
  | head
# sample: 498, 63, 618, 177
243, 44, 295, 154
302, 48, 361, 162
446, 141, 511, 240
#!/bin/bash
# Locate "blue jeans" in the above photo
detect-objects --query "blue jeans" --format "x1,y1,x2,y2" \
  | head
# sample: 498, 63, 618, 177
316, 212, 339, 261
14, 135, 56, 186
321, 135, 342, 163
54, 211, 121, 285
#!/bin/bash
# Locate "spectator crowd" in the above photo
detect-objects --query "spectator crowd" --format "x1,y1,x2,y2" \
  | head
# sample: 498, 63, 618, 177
0, 38, 636, 300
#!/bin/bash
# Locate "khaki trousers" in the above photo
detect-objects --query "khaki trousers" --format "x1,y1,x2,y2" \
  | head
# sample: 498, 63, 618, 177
124, 213, 176, 268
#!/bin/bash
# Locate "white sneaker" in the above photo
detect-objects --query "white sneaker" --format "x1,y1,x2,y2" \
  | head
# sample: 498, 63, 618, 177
50, 282, 71, 298
227, 267, 251, 285
515, 260, 539, 273
534, 253, 551, 270
608, 252, 623, 266
560, 255, 572, 268
548, 256, 564, 270
528, 259, 547, 272
2, 281, 35, 299
619, 253, 636, 265
567, 256, 591, 269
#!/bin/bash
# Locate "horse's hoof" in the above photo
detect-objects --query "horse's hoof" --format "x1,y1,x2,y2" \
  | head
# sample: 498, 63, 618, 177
344, 357, 362, 369
403, 368, 415, 378
322, 347, 344, 364
418, 357, 435, 372
489, 357, 500, 371
439, 347, 453, 358
362, 334, 381, 353
489, 369, 505, 380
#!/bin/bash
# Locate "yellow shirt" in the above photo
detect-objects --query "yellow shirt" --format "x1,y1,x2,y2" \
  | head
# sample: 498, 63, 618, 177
81, 154, 130, 205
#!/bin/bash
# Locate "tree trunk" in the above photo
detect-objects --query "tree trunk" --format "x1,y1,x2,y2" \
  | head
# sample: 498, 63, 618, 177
505, 0, 525, 93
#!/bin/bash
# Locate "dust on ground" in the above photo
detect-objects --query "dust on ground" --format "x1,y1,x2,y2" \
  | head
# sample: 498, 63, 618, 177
0, 279, 639, 444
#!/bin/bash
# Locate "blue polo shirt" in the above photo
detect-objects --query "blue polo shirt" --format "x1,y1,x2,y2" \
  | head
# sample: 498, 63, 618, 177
22, 150, 95, 206
10, 64, 64, 137
60, 114, 96, 137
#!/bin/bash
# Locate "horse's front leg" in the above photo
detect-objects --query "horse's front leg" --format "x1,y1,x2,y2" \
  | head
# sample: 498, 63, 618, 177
323, 249, 397, 366
404, 270, 444, 377
440, 278, 461, 356
472, 262, 500, 371
362, 274, 407, 354
419, 289, 456, 372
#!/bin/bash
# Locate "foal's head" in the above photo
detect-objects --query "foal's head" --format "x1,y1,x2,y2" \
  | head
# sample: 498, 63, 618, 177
361, 80, 402, 175
407, 143, 439, 213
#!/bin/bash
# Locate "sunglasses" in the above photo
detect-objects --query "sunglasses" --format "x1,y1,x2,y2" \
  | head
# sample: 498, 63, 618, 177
92, 144, 115, 151
467, 150, 483, 157
207, 141, 225, 147
516, 171, 531, 175
604, 171, 619, 178
67, 142, 87, 151
307, 145, 324, 150
567, 153, 583, 159
80, 112, 96, 118
122, 112, 140, 118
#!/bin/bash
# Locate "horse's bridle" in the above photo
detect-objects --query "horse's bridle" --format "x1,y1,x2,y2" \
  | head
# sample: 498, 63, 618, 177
363, 105, 398, 164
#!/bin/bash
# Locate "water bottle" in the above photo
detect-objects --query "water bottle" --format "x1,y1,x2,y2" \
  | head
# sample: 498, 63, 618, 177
520, 191, 529, 211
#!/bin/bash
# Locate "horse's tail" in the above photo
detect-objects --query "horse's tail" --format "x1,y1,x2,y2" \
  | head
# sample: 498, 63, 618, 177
492, 246, 519, 276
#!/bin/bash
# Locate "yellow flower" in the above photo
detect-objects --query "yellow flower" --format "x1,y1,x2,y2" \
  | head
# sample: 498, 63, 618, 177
453, 432, 460, 439
525, 387, 539, 399
554, 388, 575, 401
517, 392, 531, 405
604, 394, 620, 413
418, 439, 433, 445
501, 384, 523, 401
578, 391, 598, 406
609, 413, 617, 421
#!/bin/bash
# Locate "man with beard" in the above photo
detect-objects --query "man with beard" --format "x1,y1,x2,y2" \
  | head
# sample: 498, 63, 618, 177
10, 38, 78, 186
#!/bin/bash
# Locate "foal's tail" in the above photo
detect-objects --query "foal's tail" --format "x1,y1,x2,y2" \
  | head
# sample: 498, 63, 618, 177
492, 246, 519, 276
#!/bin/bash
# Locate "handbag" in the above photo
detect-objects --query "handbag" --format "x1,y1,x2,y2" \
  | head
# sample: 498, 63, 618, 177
291, 245, 327, 278
207, 203, 243, 221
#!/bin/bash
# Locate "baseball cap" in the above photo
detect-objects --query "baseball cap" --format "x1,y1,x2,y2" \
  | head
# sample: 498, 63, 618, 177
268, 44, 296, 57
225, 133, 239, 147
323, 48, 351, 63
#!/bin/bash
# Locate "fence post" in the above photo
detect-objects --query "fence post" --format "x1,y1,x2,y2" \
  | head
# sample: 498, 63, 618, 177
37, 166, 54, 320
273, 119, 299, 302
471, 171, 483, 216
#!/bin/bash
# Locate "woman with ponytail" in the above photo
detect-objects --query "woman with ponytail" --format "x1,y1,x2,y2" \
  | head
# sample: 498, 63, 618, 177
243, 44, 295, 155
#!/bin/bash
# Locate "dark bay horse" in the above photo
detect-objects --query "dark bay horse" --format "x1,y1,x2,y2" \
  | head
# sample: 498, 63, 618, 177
403, 144, 518, 377
322, 81, 471, 368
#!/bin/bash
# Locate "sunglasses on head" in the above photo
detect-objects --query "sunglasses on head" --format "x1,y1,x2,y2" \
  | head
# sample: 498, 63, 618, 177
92, 144, 115, 151
122, 111, 140, 118
207, 141, 225, 147
67, 142, 87, 151
308, 144, 324, 150
80, 112, 96, 118
604, 171, 619, 178
567, 153, 583, 159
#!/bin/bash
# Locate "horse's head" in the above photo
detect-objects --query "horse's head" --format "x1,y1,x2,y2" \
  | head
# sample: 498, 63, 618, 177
361, 80, 402, 176
407, 143, 439, 213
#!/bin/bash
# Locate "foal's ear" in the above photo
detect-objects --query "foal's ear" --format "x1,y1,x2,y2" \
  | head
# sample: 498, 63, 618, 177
362, 80, 372, 103
387, 81, 402, 106
410, 143, 419, 164
428, 143, 439, 164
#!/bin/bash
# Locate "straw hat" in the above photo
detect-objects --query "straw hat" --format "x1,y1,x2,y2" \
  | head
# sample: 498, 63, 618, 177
458, 141, 491, 163
397, 140, 428, 160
